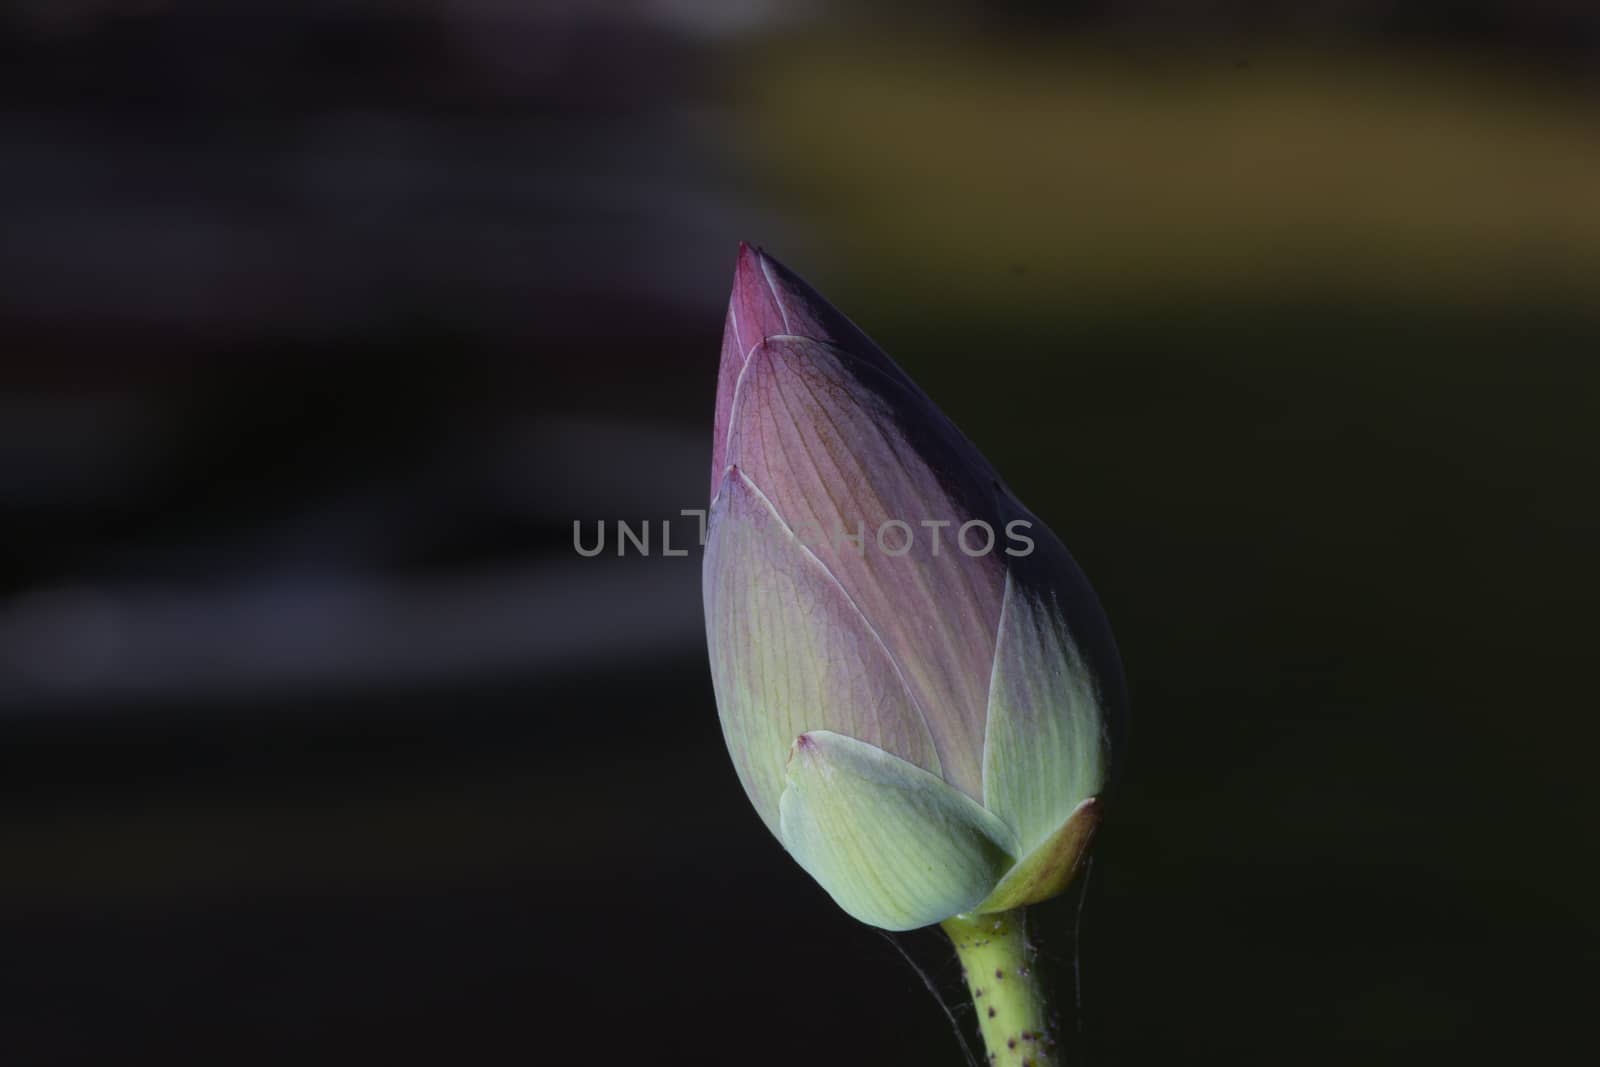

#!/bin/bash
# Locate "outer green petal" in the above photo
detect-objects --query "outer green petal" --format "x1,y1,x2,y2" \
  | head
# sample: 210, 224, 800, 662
704, 469, 941, 837
982, 570, 1109, 861
778, 730, 1018, 932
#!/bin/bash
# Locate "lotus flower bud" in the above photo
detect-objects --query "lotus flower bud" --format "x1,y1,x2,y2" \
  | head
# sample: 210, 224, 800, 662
703, 245, 1126, 932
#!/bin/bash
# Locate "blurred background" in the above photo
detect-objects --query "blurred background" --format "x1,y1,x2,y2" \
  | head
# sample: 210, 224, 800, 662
2, 2, 1597, 1064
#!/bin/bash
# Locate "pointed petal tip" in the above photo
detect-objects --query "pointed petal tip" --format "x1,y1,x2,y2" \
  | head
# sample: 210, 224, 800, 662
708, 463, 742, 513
733, 241, 770, 288
787, 732, 819, 766
723, 242, 790, 359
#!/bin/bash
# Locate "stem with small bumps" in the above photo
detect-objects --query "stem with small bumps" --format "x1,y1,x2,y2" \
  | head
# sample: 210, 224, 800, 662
941, 908, 1059, 1067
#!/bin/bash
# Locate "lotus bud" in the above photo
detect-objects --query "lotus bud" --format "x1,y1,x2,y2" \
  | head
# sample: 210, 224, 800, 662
703, 245, 1126, 937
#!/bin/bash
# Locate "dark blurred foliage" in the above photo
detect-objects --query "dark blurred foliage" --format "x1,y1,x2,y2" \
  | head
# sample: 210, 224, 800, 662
2, 3, 1597, 1065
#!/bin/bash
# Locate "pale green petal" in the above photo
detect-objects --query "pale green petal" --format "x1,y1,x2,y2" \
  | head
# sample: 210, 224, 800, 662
982, 570, 1109, 859
778, 730, 1018, 931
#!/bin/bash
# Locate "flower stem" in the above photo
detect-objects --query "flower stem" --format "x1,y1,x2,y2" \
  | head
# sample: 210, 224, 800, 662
941, 908, 1059, 1067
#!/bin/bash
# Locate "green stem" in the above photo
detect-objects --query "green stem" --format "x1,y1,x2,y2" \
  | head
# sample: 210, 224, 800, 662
941, 908, 1059, 1067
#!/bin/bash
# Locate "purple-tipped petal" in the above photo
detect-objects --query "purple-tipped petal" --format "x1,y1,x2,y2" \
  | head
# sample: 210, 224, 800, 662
724, 334, 1009, 800
710, 244, 908, 500
703, 464, 942, 835
711, 245, 782, 498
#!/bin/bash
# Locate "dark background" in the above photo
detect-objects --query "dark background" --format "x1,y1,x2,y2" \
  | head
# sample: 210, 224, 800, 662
3, 3, 1597, 1064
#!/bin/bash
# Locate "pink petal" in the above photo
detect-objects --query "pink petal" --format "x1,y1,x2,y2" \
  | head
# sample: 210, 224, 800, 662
724, 333, 1010, 800
710, 244, 904, 501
